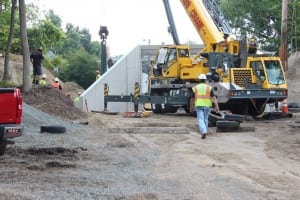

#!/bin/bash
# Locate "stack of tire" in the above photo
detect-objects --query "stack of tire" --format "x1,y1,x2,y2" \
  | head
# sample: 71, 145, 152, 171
209, 111, 245, 131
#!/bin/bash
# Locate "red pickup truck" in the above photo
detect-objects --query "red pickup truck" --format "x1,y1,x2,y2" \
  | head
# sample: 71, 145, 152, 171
0, 88, 23, 155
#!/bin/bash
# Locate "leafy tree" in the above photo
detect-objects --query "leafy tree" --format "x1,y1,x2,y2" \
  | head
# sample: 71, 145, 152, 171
79, 28, 91, 52
0, 0, 11, 52
60, 50, 99, 89
288, 0, 300, 52
27, 19, 65, 52
58, 23, 82, 55
220, 0, 300, 52
46, 9, 62, 28
89, 41, 101, 57
3, 0, 17, 81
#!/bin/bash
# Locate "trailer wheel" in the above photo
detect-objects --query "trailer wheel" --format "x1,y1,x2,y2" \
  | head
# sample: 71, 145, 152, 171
216, 120, 240, 129
0, 141, 7, 155
40, 125, 66, 134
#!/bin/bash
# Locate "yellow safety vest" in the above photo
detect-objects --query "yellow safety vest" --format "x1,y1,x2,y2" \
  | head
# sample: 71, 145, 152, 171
192, 83, 212, 107
74, 97, 80, 102
39, 79, 46, 86
52, 82, 60, 88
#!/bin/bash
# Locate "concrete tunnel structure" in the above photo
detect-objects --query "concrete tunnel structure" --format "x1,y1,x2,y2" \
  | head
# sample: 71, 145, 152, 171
75, 44, 203, 113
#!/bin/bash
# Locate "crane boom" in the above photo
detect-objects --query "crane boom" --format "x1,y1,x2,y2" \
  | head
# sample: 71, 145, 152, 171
180, 0, 231, 52
163, 0, 180, 45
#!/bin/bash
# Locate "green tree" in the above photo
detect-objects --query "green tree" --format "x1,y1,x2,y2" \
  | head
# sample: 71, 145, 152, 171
0, 0, 11, 52
46, 9, 62, 28
79, 28, 91, 52
220, 0, 300, 52
88, 41, 101, 57
58, 23, 82, 55
60, 50, 99, 89
27, 19, 65, 52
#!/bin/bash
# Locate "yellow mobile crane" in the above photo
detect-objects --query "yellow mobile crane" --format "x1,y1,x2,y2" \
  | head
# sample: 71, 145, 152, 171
105, 0, 287, 117
149, 0, 287, 116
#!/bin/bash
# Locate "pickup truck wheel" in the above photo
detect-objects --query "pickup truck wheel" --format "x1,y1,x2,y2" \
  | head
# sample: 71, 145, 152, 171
40, 125, 66, 134
0, 141, 7, 155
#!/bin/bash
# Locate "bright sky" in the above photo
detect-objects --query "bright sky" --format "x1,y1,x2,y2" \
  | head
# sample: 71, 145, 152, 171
27, 0, 202, 56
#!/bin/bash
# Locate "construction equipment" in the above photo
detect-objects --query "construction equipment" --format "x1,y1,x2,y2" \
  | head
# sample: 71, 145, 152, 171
105, 0, 288, 117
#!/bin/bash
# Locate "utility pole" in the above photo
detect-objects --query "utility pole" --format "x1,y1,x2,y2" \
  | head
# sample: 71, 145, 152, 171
279, 0, 288, 72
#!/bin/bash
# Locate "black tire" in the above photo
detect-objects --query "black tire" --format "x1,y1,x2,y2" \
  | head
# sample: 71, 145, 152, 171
288, 102, 299, 108
208, 111, 226, 126
40, 125, 66, 134
224, 113, 245, 122
216, 120, 240, 129
0, 141, 7, 155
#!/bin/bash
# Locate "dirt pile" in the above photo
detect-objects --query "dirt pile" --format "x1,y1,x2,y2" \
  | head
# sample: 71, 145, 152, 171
286, 52, 300, 104
22, 88, 87, 120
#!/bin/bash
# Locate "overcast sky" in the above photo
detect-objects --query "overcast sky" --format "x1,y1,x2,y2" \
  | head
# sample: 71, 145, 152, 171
27, 0, 201, 56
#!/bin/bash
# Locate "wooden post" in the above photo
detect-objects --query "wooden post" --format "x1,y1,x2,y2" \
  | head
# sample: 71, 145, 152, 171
279, 0, 289, 72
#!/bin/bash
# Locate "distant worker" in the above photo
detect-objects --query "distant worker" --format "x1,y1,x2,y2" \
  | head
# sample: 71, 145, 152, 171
96, 70, 100, 80
107, 57, 114, 69
179, 49, 189, 57
248, 37, 258, 54
52, 77, 62, 91
39, 74, 47, 86
192, 74, 219, 139
74, 91, 81, 103
30, 47, 44, 85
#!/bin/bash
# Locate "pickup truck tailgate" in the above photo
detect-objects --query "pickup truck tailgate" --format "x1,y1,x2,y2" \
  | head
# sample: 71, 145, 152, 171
0, 88, 23, 124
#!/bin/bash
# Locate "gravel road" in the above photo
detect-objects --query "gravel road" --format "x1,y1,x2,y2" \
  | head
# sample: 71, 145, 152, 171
0, 104, 299, 200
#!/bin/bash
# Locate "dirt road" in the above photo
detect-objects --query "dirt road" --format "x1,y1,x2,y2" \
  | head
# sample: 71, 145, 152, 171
0, 105, 299, 200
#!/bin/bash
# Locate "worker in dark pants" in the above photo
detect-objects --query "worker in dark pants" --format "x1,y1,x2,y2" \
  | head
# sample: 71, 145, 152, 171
192, 74, 219, 139
30, 47, 44, 85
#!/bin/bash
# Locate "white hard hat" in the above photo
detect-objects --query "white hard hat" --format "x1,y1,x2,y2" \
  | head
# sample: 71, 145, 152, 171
198, 74, 207, 80
78, 91, 82, 95
54, 77, 59, 82
42, 74, 47, 79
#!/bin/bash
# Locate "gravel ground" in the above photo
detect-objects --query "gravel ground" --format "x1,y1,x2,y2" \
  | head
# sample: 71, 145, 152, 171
0, 103, 299, 200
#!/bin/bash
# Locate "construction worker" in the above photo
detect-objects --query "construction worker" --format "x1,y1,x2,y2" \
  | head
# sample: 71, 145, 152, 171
248, 37, 258, 54
52, 77, 62, 91
192, 74, 219, 139
30, 47, 44, 85
74, 91, 81, 103
96, 70, 100, 80
39, 74, 47, 86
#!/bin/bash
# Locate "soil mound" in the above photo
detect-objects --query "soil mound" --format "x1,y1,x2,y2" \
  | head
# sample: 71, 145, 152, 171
286, 52, 300, 104
22, 88, 87, 120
